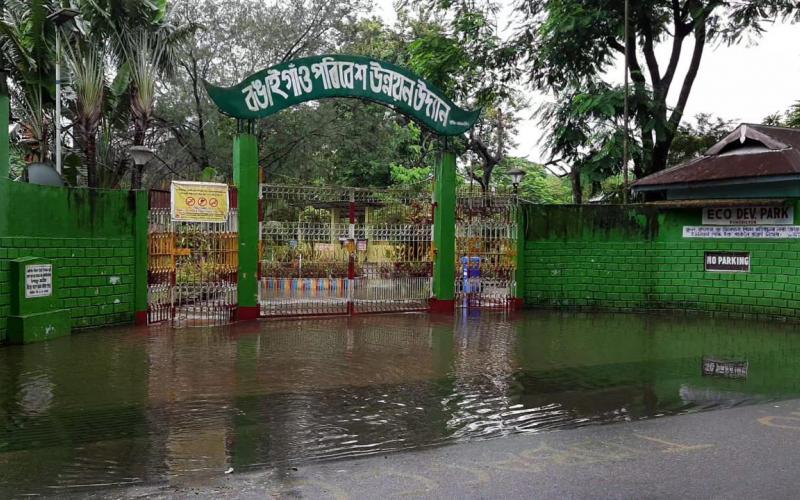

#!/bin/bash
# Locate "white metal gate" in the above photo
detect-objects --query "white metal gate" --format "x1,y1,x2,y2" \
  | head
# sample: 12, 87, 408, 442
259, 184, 433, 317
148, 189, 239, 327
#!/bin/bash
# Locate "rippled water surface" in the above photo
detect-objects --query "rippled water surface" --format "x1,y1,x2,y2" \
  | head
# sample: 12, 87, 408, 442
3, 310, 800, 495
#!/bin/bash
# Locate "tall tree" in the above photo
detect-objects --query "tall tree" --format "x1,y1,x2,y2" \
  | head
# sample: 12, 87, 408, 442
65, 44, 105, 187
0, 0, 58, 163
409, 1, 520, 192
154, 0, 369, 185
512, 0, 799, 179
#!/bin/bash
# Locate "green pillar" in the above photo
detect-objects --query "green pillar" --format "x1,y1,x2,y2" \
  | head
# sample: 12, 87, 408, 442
0, 79, 9, 180
514, 203, 526, 307
432, 146, 456, 312
233, 129, 260, 320
133, 190, 149, 324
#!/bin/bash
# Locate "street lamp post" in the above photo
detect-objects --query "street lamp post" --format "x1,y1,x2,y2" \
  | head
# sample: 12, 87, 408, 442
507, 167, 526, 198
46, 8, 79, 175
130, 146, 154, 189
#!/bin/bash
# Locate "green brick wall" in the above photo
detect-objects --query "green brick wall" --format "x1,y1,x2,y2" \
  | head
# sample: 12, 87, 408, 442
0, 180, 138, 342
522, 202, 800, 320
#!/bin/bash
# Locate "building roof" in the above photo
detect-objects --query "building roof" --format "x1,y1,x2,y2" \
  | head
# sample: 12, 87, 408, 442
633, 124, 800, 190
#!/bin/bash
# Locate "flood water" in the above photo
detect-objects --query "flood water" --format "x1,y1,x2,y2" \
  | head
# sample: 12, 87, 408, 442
3, 310, 800, 495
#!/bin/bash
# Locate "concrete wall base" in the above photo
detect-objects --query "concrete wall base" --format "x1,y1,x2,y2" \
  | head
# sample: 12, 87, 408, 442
8, 309, 71, 344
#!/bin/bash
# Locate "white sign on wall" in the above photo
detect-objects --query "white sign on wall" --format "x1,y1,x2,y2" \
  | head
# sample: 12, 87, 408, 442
25, 264, 53, 298
683, 226, 800, 239
702, 206, 793, 226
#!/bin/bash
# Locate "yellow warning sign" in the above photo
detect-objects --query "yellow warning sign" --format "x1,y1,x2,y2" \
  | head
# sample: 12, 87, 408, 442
171, 181, 229, 223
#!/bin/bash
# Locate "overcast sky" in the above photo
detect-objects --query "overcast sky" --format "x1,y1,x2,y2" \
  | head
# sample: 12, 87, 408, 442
374, 0, 800, 164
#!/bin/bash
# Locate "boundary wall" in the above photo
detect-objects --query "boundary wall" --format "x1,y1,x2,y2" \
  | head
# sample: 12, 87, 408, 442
522, 202, 800, 320
0, 180, 147, 343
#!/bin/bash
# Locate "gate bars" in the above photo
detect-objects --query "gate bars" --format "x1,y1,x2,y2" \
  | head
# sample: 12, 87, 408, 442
259, 184, 433, 317
455, 190, 519, 309
146, 182, 522, 325
147, 189, 239, 327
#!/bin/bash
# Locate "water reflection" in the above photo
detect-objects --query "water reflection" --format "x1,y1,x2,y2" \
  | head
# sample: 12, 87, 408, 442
2, 311, 800, 495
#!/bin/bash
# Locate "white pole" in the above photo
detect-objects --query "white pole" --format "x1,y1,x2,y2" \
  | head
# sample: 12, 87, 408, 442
55, 29, 62, 174
622, 0, 630, 204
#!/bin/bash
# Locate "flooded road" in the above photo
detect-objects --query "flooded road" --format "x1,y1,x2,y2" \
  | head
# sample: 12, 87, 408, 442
2, 311, 800, 495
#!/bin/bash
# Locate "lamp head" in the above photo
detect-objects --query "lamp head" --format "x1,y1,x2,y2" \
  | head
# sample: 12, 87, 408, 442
47, 8, 80, 27
507, 167, 526, 187
130, 146, 155, 166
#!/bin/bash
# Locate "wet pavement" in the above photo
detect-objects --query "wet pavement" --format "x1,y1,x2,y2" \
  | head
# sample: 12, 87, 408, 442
93, 398, 800, 499
3, 310, 800, 496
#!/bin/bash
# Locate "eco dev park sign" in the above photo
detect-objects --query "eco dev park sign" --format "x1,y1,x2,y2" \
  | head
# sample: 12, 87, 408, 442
203, 54, 481, 136
683, 204, 797, 274
683, 205, 798, 239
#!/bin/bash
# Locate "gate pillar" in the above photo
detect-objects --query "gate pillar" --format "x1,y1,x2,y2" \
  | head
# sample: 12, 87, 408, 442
233, 126, 260, 320
431, 146, 456, 313
513, 203, 526, 310
133, 190, 149, 325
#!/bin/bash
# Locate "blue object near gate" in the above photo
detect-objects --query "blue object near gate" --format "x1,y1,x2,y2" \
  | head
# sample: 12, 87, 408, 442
460, 256, 481, 293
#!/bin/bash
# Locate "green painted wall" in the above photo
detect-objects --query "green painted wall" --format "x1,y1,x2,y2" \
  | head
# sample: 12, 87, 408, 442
522, 202, 800, 319
0, 180, 137, 342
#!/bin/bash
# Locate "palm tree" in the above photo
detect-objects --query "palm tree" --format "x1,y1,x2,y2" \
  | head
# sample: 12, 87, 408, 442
121, 20, 194, 189
124, 30, 164, 189
3, 0, 193, 187
0, 0, 58, 162
65, 43, 105, 187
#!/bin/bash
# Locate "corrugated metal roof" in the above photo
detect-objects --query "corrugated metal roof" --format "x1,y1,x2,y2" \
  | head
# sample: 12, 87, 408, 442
633, 124, 800, 189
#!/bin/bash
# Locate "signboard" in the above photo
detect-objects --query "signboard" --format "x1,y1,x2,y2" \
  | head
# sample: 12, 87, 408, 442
171, 181, 229, 223
25, 264, 52, 298
702, 357, 748, 379
702, 206, 793, 226
683, 226, 800, 239
203, 54, 481, 136
357, 239, 368, 252
704, 252, 750, 273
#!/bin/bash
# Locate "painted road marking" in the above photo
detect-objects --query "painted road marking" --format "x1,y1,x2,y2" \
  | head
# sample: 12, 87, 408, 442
633, 434, 714, 453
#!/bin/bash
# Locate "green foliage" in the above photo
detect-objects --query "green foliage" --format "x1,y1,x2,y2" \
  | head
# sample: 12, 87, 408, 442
669, 114, 736, 166
511, 0, 799, 185
200, 166, 221, 182
390, 163, 431, 186
8, 144, 27, 180
1, 0, 193, 186
789, 104, 800, 129
298, 206, 331, 223
408, 32, 469, 97
494, 157, 571, 204
538, 81, 640, 202
0, 0, 57, 99
763, 101, 800, 129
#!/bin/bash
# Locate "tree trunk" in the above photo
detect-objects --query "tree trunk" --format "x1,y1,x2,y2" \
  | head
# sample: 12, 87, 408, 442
86, 130, 98, 188
191, 57, 210, 170
571, 165, 582, 204
650, 136, 673, 175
